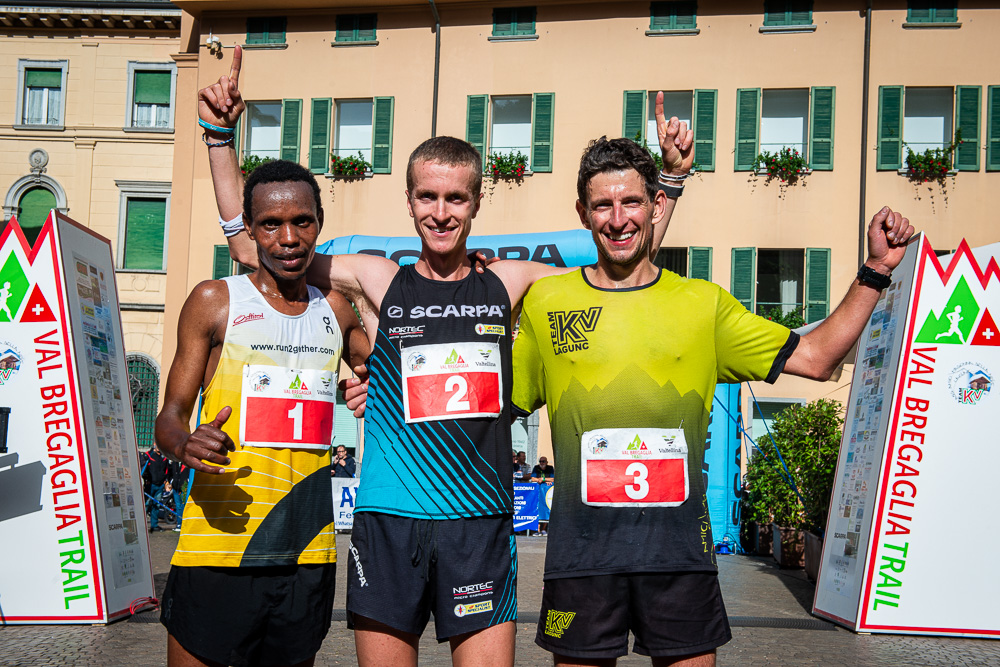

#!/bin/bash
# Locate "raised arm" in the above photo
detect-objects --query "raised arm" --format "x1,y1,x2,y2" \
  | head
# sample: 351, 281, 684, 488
784, 207, 915, 381
651, 90, 694, 260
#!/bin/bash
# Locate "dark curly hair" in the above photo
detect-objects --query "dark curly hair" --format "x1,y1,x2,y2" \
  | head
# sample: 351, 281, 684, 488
243, 159, 323, 222
576, 136, 658, 206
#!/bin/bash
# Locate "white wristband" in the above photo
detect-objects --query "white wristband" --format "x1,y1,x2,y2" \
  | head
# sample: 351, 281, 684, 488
219, 213, 244, 237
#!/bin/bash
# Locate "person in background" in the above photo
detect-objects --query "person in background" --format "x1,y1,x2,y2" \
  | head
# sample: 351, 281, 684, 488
142, 443, 169, 533
332, 445, 356, 478
530, 457, 554, 485
168, 461, 188, 532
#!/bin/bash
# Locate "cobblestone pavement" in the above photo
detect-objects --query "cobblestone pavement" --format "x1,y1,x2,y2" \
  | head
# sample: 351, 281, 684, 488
2, 529, 999, 666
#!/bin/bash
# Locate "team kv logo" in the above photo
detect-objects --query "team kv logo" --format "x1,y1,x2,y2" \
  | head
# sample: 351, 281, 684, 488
548, 307, 601, 355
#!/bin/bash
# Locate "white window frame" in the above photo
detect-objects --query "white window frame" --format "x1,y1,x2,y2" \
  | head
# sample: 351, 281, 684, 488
334, 98, 375, 163
902, 86, 953, 154
124, 62, 177, 132
755, 248, 805, 318
489, 94, 533, 170
15, 59, 68, 130
243, 100, 283, 160
115, 180, 171, 273
645, 91, 693, 154
749, 397, 807, 445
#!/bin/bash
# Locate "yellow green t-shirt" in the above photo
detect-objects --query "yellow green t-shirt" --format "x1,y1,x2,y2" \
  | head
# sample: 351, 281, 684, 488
512, 268, 796, 578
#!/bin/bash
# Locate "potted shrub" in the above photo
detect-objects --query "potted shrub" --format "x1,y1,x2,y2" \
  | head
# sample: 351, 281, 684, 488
241, 154, 273, 177
330, 151, 373, 179
904, 130, 961, 185
742, 398, 843, 570
486, 149, 528, 180
754, 147, 807, 185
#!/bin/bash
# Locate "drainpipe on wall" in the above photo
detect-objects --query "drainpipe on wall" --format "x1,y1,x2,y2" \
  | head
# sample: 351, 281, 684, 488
858, 0, 872, 267
429, 0, 441, 137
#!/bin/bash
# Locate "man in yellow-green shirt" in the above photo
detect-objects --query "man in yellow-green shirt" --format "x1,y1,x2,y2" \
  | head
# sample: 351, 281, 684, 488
512, 137, 914, 666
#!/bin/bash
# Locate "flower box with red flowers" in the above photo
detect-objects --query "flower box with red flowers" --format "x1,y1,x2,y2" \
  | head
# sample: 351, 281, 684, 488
486, 150, 528, 180
754, 147, 808, 184
330, 152, 373, 179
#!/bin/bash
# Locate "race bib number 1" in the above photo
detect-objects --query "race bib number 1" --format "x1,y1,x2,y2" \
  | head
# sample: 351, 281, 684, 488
239, 365, 337, 449
402, 342, 502, 423
580, 428, 689, 507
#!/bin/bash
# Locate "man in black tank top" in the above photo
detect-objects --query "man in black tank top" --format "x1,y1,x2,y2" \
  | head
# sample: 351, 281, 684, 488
199, 49, 695, 665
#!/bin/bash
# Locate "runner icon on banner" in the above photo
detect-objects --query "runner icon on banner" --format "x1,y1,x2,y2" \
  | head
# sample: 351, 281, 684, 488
239, 365, 336, 449
581, 428, 689, 507
401, 341, 502, 423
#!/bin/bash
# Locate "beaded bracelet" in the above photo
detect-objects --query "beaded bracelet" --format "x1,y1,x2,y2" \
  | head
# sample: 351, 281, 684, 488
202, 133, 234, 148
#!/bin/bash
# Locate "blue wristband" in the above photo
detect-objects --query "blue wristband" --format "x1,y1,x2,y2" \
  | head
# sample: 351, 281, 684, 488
198, 118, 235, 135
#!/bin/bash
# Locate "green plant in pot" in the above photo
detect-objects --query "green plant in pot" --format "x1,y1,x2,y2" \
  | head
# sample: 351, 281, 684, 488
742, 398, 843, 567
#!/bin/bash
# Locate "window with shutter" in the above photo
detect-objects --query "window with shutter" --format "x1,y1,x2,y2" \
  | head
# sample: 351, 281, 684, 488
907, 1, 958, 23
123, 198, 167, 271
731, 247, 757, 312
649, 2, 697, 31
804, 248, 830, 324
622, 90, 646, 143
246, 17, 286, 44
16, 187, 55, 246
213, 245, 232, 280
309, 99, 332, 173
531, 93, 554, 173
761, 89, 808, 159
693, 89, 717, 172
335, 100, 375, 163
688, 247, 712, 281
281, 99, 303, 163
245, 101, 282, 159
372, 96, 394, 174
876, 86, 904, 170
336, 13, 377, 42
131, 68, 173, 129
491, 95, 532, 167
756, 249, 803, 318
492, 7, 536, 37
20, 61, 66, 126
809, 87, 835, 170
987, 86, 1000, 171
466, 95, 489, 171
763, 0, 813, 26
645, 92, 692, 155
653, 248, 687, 276
955, 86, 981, 171
734, 89, 761, 171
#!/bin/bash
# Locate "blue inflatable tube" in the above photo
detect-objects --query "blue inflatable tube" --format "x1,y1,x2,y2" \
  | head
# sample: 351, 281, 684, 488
316, 229, 598, 267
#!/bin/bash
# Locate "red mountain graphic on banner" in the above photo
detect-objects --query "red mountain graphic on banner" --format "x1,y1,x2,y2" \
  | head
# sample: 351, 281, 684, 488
971, 308, 1000, 346
19, 284, 55, 322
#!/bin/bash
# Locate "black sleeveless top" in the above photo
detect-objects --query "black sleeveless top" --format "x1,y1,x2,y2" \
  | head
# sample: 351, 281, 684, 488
355, 264, 515, 519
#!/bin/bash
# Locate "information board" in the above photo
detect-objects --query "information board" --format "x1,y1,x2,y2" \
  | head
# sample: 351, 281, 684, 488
814, 236, 1000, 638
0, 213, 153, 624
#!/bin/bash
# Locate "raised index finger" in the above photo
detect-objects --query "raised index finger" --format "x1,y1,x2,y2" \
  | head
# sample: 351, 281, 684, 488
229, 44, 242, 87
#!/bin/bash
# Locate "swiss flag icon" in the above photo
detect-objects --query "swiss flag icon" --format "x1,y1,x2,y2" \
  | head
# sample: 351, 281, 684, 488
971, 308, 1000, 346
19, 284, 55, 323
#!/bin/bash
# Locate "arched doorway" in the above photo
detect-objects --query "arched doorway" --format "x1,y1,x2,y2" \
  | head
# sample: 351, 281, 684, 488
126, 353, 160, 450
15, 186, 56, 245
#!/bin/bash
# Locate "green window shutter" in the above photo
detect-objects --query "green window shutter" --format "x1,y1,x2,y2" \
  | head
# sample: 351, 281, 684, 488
531, 92, 554, 173
933, 2, 958, 22
123, 198, 166, 271
988, 86, 1000, 171
731, 247, 756, 312
25, 68, 62, 88
309, 98, 332, 173
357, 13, 377, 41
622, 90, 646, 142
763, 0, 786, 26
335, 15, 353, 41
466, 94, 489, 171
235, 116, 242, 157
246, 17, 267, 44
789, 2, 812, 25
734, 88, 760, 171
650, 2, 672, 30
693, 89, 717, 172
134, 71, 171, 106
955, 86, 981, 172
877, 86, 904, 170
804, 248, 830, 324
809, 86, 835, 171
688, 246, 712, 281
213, 245, 231, 280
493, 8, 514, 36
907, 2, 932, 23
513, 7, 536, 35
372, 96, 394, 174
269, 17, 286, 43
765, 0, 812, 26
280, 99, 302, 163
674, 2, 697, 29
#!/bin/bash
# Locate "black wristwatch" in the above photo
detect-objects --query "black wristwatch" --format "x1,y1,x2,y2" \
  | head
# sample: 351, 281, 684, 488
857, 265, 892, 290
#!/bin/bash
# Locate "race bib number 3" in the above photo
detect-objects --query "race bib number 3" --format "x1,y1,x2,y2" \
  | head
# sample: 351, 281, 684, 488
580, 428, 689, 507
239, 365, 337, 449
402, 342, 503, 423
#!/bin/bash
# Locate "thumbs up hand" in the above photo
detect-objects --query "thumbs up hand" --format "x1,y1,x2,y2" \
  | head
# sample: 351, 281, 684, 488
180, 406, 237, 474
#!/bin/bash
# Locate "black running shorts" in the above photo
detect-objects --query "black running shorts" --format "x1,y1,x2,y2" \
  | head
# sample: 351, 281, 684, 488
347, 512, 518, 641
535, 571, 731, 659
160, 563, 335, 667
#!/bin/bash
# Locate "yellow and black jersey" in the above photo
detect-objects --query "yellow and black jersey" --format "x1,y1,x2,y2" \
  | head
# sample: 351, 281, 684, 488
512, 268, 796, 578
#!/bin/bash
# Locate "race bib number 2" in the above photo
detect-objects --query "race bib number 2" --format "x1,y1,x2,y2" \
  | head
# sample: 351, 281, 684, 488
581, 428, 689, 507
239, 365, 337, 449
402, 342, 502, 423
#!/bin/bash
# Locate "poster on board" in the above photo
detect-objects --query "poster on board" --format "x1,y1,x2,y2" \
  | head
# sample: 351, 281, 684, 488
814, 235, 1000, 638
0, 213, 153, 624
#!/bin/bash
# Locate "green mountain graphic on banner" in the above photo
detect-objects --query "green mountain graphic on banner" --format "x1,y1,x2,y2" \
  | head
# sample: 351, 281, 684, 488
0, 253, 30, 322
445, 349, 464, 364
915, 276, 979, 345
627, 435, 647, 451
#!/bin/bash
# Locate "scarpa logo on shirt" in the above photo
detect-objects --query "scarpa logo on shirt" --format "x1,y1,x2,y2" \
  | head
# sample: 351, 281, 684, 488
544, 610, 576, 638
548, 307, 602, 355
387, 305, 404, 318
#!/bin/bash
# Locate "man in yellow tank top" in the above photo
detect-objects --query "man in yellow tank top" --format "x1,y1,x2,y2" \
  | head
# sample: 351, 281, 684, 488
154, 161, 369, 666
